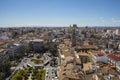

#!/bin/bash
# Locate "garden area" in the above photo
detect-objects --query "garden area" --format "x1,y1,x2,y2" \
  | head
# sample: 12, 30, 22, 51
30, 55, 45, 65
11, 69, 30, 80
32, 68, 46, 80
11, 67, 46, 80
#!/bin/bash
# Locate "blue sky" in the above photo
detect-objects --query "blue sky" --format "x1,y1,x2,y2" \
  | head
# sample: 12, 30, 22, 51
0, 0, 120, 27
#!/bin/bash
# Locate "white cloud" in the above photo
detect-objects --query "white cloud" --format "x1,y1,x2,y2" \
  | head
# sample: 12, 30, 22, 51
112, 18, 120, 22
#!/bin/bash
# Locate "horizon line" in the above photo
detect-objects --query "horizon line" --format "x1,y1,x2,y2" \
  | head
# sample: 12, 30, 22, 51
0, 25, 120, 28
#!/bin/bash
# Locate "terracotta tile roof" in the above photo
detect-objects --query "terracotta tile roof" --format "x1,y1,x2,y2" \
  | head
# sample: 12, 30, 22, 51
64, 56, 74, 62
0, 42, 5, 46
75, 58, 81, 64
0, 39, 12, 46
107, 53, 120, 61
95, 52, 105, 57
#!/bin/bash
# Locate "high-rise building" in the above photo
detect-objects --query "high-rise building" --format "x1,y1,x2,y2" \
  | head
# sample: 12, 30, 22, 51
71, 24, 77, 47
115, 29, 119, 35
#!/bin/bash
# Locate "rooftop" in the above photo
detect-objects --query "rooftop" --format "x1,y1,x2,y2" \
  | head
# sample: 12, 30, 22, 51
107, 53, 120, 61
64, 56, 74, 62
76, 45, 98, 50
94, 51, 105, 57
29, 39, 44, 42
60, 63, 84, 80
0, 49, 4, 53
83, 62, 92, 71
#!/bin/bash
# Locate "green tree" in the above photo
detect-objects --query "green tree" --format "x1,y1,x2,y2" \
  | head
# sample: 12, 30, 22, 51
0, 61, 11, 78
42, 43, 49, 52
20, 69, 25, 75
42, 42, 58, 56
14, 75, 23, 80
0, 72, 5, 80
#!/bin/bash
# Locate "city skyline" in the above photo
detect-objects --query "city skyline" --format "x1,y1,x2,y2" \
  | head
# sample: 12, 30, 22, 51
0, 0, 120, 27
